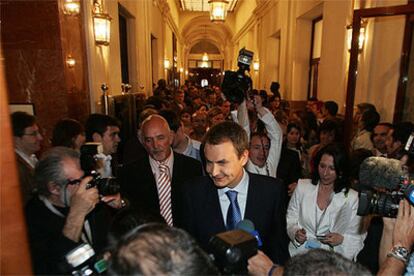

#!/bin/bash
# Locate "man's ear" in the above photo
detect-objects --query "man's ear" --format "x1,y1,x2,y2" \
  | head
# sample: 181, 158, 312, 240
47, 182, 60, 195
240, 149, 249, 166
92, 132, 102, 142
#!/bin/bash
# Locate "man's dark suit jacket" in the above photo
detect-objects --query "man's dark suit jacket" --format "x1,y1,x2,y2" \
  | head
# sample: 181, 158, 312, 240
177, 172, 290, 265
16, 154, 36, 205
25, 196, 110, 274
120, 151, 202, 225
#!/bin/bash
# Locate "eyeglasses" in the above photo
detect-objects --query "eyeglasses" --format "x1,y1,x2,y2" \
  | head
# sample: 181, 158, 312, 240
23, 130, 42, 137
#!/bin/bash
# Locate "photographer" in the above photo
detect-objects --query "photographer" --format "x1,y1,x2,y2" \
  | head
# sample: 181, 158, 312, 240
25, 147, 122, 274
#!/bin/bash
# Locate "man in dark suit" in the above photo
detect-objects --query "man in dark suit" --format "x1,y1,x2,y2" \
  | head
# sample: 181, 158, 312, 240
120, 115, 202, 226
178, 121, 289, 265
11, 111, 44, 205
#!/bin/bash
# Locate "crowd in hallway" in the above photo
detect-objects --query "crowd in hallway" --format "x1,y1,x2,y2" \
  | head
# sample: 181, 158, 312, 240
11, 78, 414, 275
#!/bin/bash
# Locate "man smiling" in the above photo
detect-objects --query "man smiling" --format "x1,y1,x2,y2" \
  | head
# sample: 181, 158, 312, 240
178, 121, 289, 266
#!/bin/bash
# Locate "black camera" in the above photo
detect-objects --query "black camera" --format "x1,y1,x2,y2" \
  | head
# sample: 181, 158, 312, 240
357, 136, 414, 218
209, 229, 258, 274
221, 48, 254, 104
357, 183, 414, 218
80, 143, 120, 196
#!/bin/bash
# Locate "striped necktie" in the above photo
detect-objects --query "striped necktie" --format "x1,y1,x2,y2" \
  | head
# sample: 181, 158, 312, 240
226, 190, 241, 230
157, 163, 173, 226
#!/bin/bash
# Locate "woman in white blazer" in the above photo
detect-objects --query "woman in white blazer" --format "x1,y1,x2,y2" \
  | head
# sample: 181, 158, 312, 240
286, 144, 366, 260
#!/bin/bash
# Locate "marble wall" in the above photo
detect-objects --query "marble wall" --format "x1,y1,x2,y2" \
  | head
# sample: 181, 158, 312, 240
2, 0, 90, 147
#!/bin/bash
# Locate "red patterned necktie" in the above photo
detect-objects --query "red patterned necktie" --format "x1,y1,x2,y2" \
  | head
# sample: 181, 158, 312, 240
157, 163, 173, 226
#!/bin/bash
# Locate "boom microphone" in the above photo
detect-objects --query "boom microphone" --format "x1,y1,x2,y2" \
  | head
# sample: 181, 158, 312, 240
359, 157, 404, 191
236, 219, 263, 247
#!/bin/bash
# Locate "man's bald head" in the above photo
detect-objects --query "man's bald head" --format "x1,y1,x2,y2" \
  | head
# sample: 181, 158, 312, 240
140, 115, 174, 162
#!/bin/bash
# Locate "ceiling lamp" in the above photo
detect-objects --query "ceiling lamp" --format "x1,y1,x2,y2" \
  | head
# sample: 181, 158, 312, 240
63, 0, 80, 15
202, 52, 209, 61
92, 0, 112, 46
208, 0, 228, 23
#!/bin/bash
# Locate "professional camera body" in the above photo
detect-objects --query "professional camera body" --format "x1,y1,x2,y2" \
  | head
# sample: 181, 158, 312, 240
221, 48, 254, 104
209, 229, 258, 274
357, 179, 414, 218
357, 134, 414, 218
80, 143, 120, 196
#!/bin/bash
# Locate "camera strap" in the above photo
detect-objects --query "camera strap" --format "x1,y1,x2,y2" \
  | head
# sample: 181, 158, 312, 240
39, 195, 93, 245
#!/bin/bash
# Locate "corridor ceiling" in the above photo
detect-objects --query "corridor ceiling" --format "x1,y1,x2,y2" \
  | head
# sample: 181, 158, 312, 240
178, 0, 238, 12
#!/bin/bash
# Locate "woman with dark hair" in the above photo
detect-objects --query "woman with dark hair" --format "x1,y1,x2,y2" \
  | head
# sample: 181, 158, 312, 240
51, 119, 85, 151
286, 144, 365, 260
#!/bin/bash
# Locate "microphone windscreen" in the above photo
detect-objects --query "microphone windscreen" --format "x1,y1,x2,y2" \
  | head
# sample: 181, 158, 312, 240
236, 219, 255, 233
359, 157, 403, 190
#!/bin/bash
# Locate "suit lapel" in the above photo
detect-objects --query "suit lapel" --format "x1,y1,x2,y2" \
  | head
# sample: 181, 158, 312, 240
207, 180, 226, 231
244, 173, 258, 220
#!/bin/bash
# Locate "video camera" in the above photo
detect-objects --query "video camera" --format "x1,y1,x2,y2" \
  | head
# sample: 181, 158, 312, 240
221, 48, 254, 104
357, 133, 414, 218
80, 143, 120, 196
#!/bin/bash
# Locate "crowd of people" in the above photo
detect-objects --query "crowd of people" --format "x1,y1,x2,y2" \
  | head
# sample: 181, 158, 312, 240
11, 79, 414, 275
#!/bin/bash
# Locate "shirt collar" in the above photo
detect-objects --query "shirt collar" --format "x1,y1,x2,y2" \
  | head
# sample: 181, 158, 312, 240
218, 169, 249, 196
149, 149, 174, 169
15, 148, 37, 168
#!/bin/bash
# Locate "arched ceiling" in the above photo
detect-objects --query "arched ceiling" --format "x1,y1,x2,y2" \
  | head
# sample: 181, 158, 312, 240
190, 41, 220, 54
181, 15, 233, 55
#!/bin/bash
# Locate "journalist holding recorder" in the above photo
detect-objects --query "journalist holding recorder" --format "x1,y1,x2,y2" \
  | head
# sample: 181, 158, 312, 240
286, 144, 366, 260
25, 147, 123, 274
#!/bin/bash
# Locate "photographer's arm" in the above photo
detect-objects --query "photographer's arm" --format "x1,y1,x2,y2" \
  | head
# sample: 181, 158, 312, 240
231, 99, 250, 139
62, 177, 99, 242
378, 200, 414, 275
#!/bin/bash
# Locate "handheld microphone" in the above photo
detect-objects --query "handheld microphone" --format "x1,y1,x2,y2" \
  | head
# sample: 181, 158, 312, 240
236, 219, 263, 247
359, 157, 404, 191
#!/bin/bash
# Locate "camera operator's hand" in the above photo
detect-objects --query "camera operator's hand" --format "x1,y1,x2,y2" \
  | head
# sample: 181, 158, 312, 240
63, 176, 99, 242
295, 228, 307, 244
393, 199, 414, 250
248, 250, 280, 276
101, 193, 123, 209
69, 176, 100, 216
321, 232, 344, 246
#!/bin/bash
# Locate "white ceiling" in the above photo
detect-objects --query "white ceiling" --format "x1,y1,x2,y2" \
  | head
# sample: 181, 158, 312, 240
179, 0, 238, 12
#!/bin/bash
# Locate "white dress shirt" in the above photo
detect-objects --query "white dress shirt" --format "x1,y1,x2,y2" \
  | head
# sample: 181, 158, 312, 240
217, 169, 249, 227
15, 148, 38, 168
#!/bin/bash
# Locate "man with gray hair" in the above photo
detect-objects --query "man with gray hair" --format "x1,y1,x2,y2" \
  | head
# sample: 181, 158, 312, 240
120, 115, 202, 227
109, 223, 218, 275
25, 147, 121, 274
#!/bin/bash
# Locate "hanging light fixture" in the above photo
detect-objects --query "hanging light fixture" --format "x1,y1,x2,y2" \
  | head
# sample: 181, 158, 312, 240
202, 52, 209, 61
63, 0, 80, 15
164, 59, 171, 69
347, 20, 367, 52
208, 0, 228, 23
92, 0, 111, 46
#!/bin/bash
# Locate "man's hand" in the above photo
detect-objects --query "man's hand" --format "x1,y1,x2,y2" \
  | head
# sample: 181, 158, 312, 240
393, 199, 414, 250
69, 176, 99, 217
63, 176, 99, 242
247, 250, 274, 276
101, 193, 123, 209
